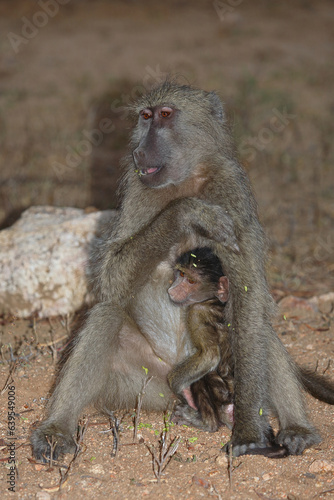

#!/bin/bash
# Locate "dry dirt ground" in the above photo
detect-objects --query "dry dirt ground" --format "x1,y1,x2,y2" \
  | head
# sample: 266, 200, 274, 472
0, 1, 334, 498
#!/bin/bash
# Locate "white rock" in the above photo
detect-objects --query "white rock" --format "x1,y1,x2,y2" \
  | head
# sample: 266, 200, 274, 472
0, 206, 116, 318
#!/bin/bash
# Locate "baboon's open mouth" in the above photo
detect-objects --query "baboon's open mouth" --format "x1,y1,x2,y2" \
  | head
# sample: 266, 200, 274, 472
140, 165, 163, 176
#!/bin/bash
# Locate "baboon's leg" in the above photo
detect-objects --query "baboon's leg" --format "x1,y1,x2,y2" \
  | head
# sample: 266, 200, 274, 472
268, 337, 321, 454
31, 302, 124, 460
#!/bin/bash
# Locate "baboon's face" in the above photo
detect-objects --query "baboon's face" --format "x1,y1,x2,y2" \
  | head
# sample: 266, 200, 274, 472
131, 83, 225, 189
132, 105, 182, 188
132, 103, 213, 188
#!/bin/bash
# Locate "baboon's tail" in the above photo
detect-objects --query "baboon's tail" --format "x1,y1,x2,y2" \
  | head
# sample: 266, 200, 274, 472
299, 367, 334, 405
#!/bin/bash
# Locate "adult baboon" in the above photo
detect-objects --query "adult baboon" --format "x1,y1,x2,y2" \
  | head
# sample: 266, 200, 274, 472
31, 80, 332, 460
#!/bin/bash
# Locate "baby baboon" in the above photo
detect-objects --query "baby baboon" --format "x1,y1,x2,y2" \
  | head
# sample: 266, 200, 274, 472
167, 247, 234, 431
31, 80, 333, 461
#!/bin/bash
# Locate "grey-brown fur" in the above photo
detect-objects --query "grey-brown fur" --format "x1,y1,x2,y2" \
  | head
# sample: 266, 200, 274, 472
166, 246, 234, 432
31, 80, 331, 460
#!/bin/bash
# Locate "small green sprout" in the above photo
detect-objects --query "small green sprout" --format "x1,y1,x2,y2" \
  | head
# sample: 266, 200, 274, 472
244, 285, 248, 292
138, 423, 152, 429
159, 393, 165, 398
188, 436, 198, 444
142, 366, 148, 375
259, 408, 263, 416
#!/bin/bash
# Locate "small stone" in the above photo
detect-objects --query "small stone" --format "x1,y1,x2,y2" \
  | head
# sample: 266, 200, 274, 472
36, 492, 51, 500
91, 463, 105, 475
215, 454, 228, 466
309, 460, 334, 473
309, 292, 334, 314
34, 464, 45, 471
318, 299, 333, 315
262, 473, 271, 481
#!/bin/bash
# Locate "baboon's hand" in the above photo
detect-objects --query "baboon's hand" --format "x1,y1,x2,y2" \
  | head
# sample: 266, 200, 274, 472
276, 426, 321, 455
175, 198, 240, 253
31, 424, 76, 462
171, 403, 219, 432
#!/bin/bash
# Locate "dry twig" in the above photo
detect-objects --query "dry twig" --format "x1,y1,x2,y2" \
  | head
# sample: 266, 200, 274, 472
133, 374, 153, 442
228, 442, 233, 490
102, 410, 128, 458
147, 413, 181, 482
1, 362, 16, 394
58, 417, 89, 490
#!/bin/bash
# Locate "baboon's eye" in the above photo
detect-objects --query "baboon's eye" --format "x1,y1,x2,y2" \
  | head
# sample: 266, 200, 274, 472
160, 107, 173, 118
179, 271, 185, 277
141, 109, 152, 120
188, 279, 195, 284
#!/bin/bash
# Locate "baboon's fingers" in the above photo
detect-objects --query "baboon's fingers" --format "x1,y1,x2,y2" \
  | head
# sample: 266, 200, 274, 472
31, 424, 76, 462
276, 426, 321, 455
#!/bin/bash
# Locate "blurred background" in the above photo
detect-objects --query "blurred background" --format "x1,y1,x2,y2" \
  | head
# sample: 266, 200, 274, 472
0, 0, 333, 294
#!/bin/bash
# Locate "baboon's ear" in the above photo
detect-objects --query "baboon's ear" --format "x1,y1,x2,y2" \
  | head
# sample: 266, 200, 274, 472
207, 91, 225, 122
217, 276, 229, 303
